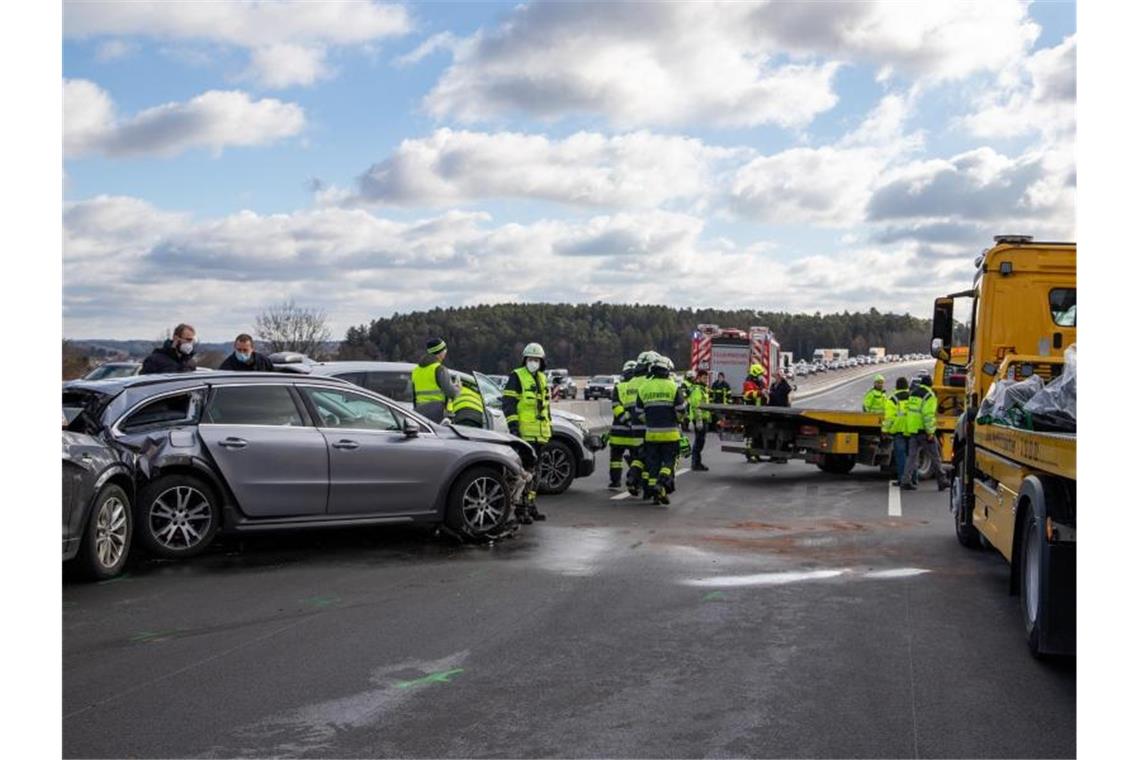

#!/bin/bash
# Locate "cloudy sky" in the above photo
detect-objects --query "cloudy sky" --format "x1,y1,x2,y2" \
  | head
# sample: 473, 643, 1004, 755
62, 0, 1075, 340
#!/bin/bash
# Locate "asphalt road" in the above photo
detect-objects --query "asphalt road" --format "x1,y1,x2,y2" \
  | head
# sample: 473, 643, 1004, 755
63, 361, 1074, 758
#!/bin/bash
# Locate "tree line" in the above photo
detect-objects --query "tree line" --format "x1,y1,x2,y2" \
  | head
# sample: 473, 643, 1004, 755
339, 303, 946, 375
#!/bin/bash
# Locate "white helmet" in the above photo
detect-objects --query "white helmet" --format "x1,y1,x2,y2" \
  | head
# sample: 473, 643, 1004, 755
662, 356, 675, 371
623, 360, 638, 372
652, 355, 671, 372
522, 342, 546, 359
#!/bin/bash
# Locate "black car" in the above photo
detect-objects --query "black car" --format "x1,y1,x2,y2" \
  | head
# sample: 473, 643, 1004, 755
61, 430, 134, 579
584, 375, 619, 400
63, 373, 536, 559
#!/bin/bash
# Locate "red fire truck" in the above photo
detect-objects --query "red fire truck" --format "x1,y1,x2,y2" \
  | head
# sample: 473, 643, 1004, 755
690, 324, 780, 401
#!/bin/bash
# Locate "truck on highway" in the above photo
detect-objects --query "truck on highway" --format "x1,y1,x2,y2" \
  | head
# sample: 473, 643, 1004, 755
706, 362, 959, 477
690, 324, 779, 401
812, 348, 849, 363
869, 347, 886, 360
931, 235, 1075, 657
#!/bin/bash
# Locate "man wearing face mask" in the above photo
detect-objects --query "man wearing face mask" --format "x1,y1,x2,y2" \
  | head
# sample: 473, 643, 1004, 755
140, 323, 198, 374
502, 342, 552, 524
219, 333, 275, 372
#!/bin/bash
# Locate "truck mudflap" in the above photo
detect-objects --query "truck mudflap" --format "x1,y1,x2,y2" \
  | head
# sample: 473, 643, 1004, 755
1015, 475, 1076, 656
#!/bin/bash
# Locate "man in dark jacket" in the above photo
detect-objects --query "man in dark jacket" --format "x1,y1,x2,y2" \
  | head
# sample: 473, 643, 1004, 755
768, 371, 793, 407
219, 333, 275, 372
140, 323, 197, 374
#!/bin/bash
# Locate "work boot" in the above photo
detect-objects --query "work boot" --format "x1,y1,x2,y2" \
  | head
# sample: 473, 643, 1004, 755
901, 483, 917, 491
658, 487, 670, 506
607, 480, 622, 490
517, 509, 534, 525
530, 505, 547, 521
937, 480, 950, 492
693, 463, 709, 471
890, 480, 901, 486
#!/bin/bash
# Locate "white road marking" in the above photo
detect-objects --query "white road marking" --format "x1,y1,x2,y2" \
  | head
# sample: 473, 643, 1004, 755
888, 481, 902, 517
610, 491, 631, 500
864, 568, 930, 579
682, 569, 849, 588
676, 467, 691, 477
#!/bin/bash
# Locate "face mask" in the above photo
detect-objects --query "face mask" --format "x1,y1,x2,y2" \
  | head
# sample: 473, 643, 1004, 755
235, 351, 252, 363
178, 340, 195, 355
526, 359, 541, 373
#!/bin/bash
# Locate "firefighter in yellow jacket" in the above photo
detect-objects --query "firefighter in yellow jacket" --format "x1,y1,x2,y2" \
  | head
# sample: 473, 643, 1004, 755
502, 342, 553, 523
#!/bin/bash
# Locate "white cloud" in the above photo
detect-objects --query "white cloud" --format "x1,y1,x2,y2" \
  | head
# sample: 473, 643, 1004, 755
962, 35, 1076, 140
64, 79, 305, 158
94, 39, 135, 62
422, 0, 1037, 128
394, 32, 458, 68
349, 128, 743, 208
64, 195, 981, 339
64, 0, 411, 88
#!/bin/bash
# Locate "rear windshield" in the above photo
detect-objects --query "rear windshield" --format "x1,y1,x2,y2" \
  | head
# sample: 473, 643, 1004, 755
588, 376, 612, 383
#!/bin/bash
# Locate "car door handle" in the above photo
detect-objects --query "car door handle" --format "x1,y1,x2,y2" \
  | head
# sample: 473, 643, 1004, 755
218, 437, 248, 449
331, 440, 359, 450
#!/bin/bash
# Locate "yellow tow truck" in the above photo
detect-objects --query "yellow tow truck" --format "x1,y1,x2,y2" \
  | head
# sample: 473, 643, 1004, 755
931, 235, 1075, 657
706, 361, 961, 478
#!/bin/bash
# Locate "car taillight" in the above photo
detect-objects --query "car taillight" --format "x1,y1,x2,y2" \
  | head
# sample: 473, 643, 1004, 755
799, 425, 819, 436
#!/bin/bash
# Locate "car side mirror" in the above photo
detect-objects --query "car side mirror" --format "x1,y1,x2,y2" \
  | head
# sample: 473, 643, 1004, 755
403, 417, 420, 437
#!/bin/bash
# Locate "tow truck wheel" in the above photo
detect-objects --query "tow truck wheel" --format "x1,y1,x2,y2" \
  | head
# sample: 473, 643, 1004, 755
817, 454, 855, 474
1019, 506, 1047, 657
952, 458, 981, 549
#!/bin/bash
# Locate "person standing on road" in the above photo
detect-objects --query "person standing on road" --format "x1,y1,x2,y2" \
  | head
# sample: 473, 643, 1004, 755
636, 355, 686, 504
710, 372, 733, 404
624, 350, 657, 496
883, 376, 910, 486
218, 333, 275, 372
769, 370, 793, 407
411, 337, 461, 423
901, 372, 949, 491
608, 360, 644, 490
140, 323, 198, 374
448, 379, 487, 428
688, 368, 711, 471
862, 374, 887, 414
742, 363, 767, 406
503, 342, 552, 523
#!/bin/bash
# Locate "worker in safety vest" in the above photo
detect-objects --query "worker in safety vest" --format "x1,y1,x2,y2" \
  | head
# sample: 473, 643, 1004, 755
636, 354, 686, 505
411, 338, 461, 423
901, 372, 949, 491
688, 368, 711, 471
502, 342, 553, 523
862, 374, 887, 414
448, 380, 486, 428
608, 360, 644, 490
742, 363, 767, 406
624, 350, 658, 496
882, 376, 910, 486
710, 372, 733, 404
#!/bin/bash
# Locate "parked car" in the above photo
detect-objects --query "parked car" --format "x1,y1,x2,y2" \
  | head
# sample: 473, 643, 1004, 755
584, 375, 619, 400
61, 430, 135, 579
547, 369, 577, 399
270, 358, 602, 496
62, 373, 536, 556
81, 361, 214, 380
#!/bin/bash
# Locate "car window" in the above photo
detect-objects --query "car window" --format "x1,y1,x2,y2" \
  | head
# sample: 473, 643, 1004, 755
1049, 288, 1076, 326
119, 391, 202, 432
305, 387, 403, 431
338, 371, 413, 402
203, 385, 304, 426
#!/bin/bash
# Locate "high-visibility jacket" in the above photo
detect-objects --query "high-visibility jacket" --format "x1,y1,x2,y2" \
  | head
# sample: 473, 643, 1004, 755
637, 376, 685, 442
503, 367, 552, 443
688, 383, 711, 423
411, 360, 446, 405
709, 380, 733, 405
448, 384, 486, 426
742, 375, 765, 406
905, 383, 937, 435
863, 387, 887, 415
610, 377, 645, 446
882, 389, 910, 434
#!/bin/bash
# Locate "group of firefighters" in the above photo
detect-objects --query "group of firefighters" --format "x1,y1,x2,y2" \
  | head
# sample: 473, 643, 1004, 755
862, 371, 950, 491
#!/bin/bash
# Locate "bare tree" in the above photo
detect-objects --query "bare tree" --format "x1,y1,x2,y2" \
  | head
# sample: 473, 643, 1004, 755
255, 300, 331, 356
62, 340, 91, 380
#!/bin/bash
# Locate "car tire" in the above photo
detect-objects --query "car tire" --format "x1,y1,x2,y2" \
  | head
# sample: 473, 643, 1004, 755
136, 474, 220, 559
445, 466, 511, 541
817, 454, 856, 474
952, 456, 982, 549
538, 439, 576, 495
76, 483, 132, 580
1019, 506, 1048, 657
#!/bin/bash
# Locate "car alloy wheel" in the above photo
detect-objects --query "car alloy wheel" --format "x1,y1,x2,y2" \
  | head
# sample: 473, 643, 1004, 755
540, 445, 573, 491
149, 485, 213, 551
461, 475, 506, 532
94, 493, 129, 570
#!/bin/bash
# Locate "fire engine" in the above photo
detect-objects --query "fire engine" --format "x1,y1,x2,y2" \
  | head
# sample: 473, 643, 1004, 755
690, 324, 780, 400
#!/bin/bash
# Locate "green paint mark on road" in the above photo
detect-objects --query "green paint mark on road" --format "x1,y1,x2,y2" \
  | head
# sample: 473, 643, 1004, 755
395, 668, 464, 689
301, 594, 341, 608
702, 591, 728, 602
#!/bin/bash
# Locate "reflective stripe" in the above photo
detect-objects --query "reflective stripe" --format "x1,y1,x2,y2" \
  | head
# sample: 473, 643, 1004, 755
512, 366, 552, 443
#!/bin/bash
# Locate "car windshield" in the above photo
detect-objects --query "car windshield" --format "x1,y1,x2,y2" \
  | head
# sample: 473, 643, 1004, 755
84, 364, 138, 380
474, 372, 502, 407
588, 376, 611, 384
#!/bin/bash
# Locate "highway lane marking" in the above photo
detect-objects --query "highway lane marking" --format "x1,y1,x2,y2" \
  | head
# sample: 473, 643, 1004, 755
888, 482, 902, 517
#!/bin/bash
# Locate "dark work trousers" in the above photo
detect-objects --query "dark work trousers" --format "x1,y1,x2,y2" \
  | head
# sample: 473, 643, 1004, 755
608, 443, 631, 486
525, 441, 545, 507
643, 440, 680, 494
892, 434, 909, 482
692, 427, 707, 468
626, 443, 646, 492
903, 433, 948, 486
